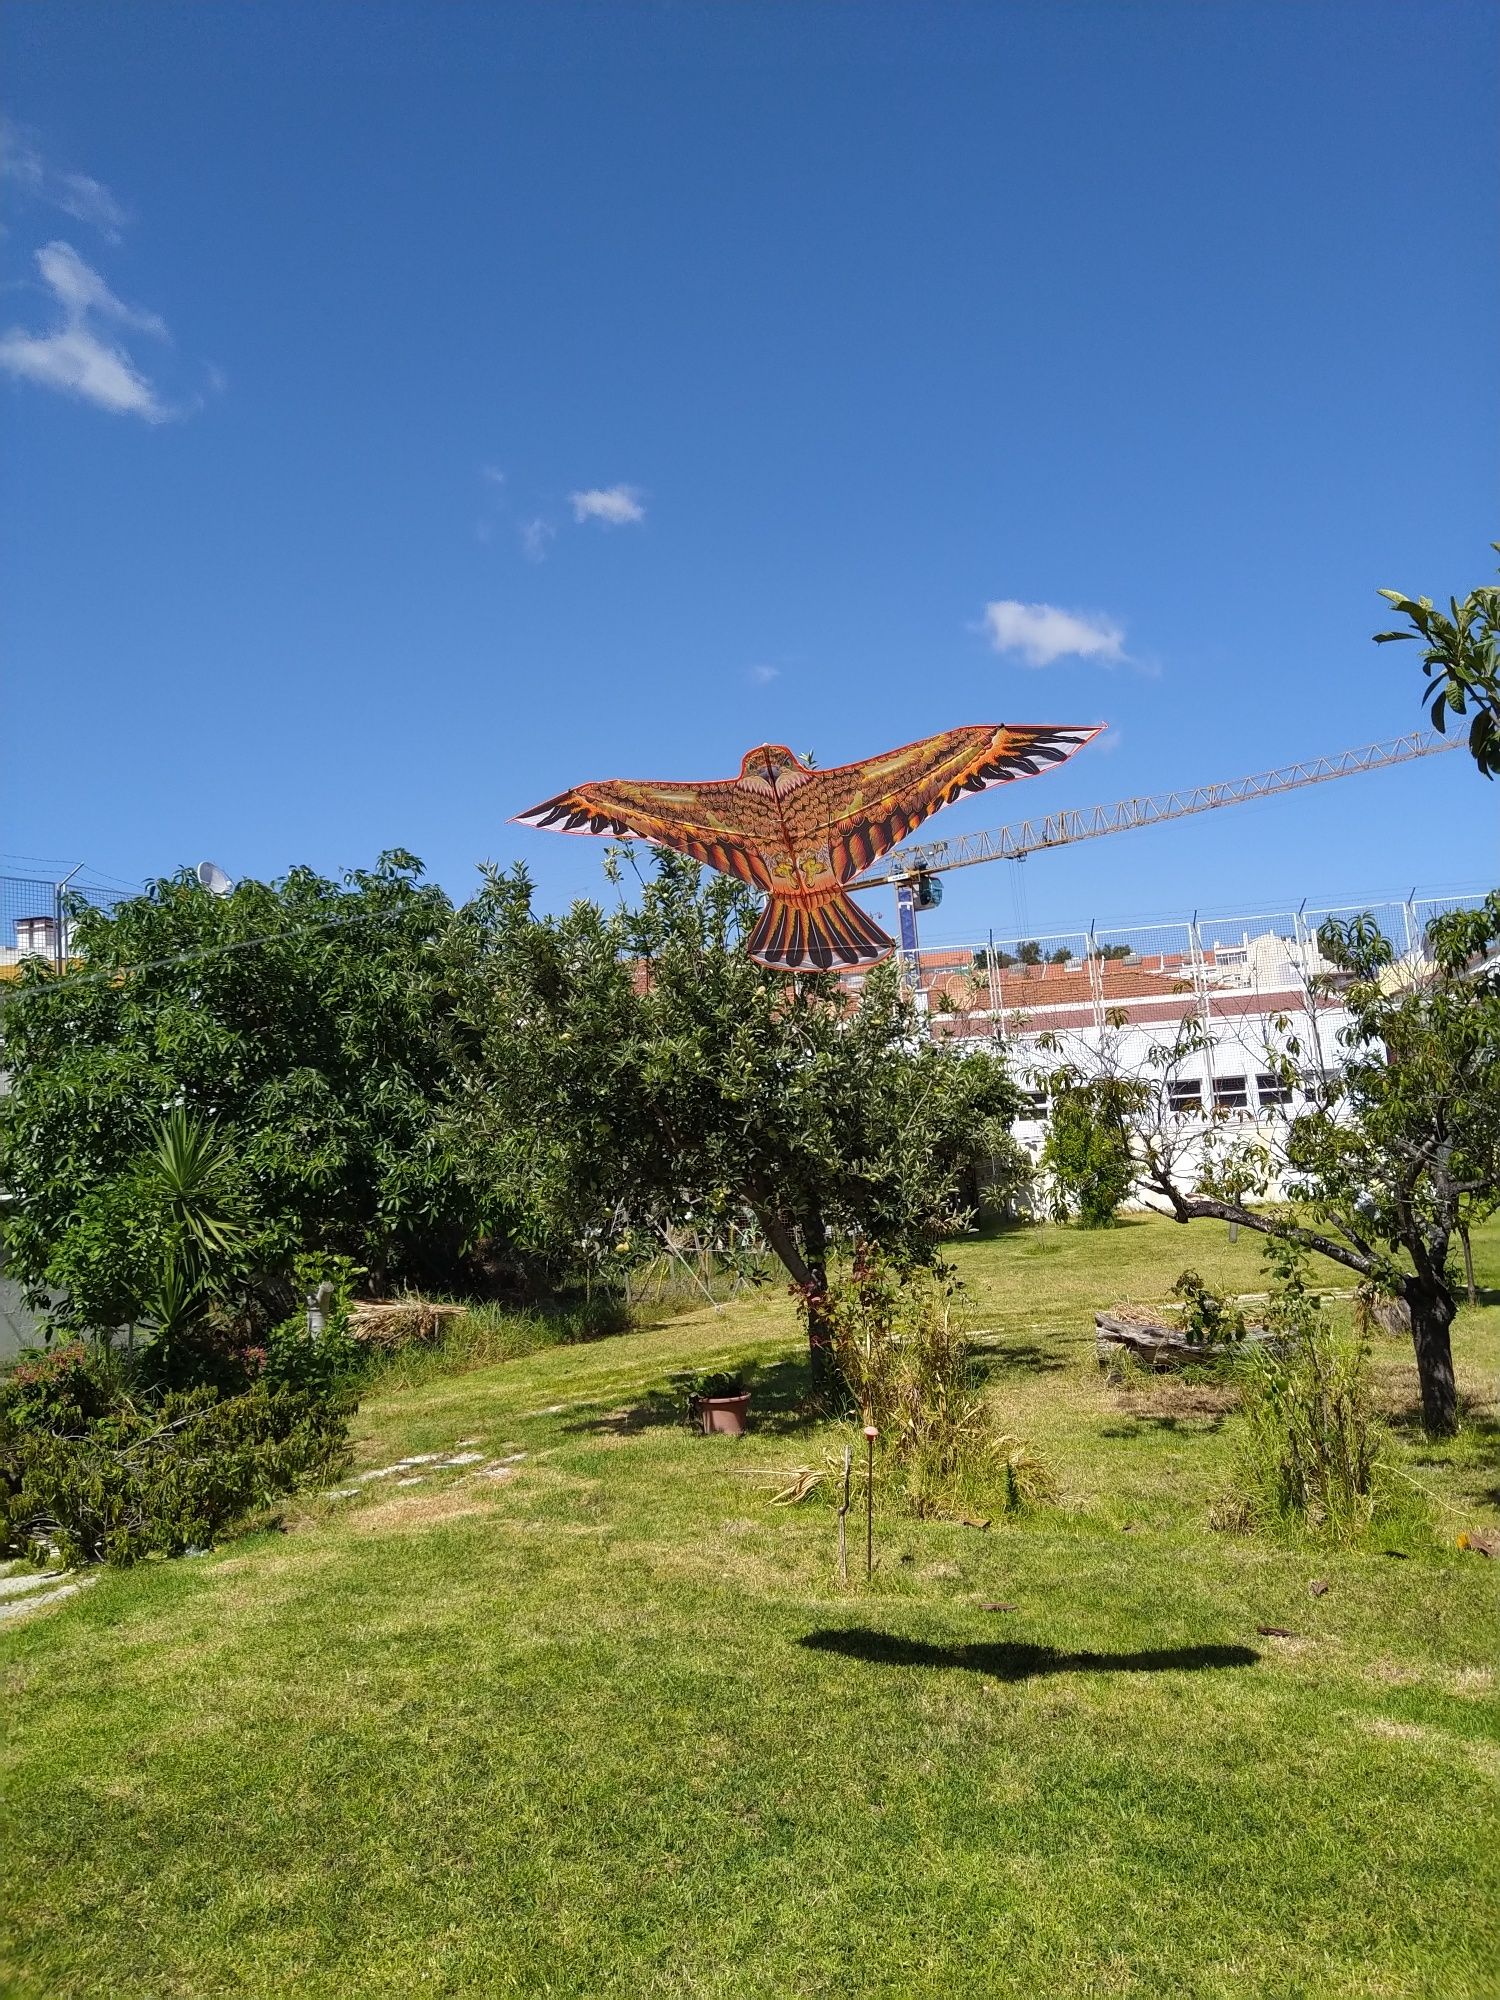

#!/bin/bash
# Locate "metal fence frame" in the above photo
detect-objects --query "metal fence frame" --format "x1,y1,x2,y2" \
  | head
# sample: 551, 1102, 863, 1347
0, 872, 137, 977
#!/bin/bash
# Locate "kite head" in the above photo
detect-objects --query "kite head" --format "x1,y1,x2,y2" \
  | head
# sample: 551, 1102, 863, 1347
736, 743, 814, 800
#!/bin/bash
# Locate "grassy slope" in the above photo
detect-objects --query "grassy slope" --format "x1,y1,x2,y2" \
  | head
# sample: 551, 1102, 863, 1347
3, 1216, 1497, 2000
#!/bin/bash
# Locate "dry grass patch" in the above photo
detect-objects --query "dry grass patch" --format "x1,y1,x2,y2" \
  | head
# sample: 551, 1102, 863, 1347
346, 1486, 498, 1534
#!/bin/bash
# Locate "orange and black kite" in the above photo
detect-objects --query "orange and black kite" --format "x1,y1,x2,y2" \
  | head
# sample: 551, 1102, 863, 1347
515, 723, 1102, 972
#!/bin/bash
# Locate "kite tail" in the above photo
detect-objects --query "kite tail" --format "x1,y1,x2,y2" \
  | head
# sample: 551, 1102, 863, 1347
747, 891, 895, 972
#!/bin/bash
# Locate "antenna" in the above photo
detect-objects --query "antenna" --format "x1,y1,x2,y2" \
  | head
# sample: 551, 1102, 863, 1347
196, 861, 234, 897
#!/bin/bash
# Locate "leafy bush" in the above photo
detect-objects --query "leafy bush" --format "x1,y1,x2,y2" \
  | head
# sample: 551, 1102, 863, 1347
1170, 1270, 1247, 1346
0, 1347, 351, 1566
261, 1252, 367, 1396
1040, 1078, 1142, 1227
684, 1370, 748, 1401
824, 1258, 1054, 1520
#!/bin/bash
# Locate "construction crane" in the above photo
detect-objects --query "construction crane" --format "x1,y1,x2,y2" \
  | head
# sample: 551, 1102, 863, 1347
853, 730, 1463, 958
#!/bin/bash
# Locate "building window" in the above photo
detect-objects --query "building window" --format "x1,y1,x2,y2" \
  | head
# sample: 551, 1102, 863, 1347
1168, 1078, 1203, 1115
1213, 1075, 1249, 1111
1256, 1071, 1292, 1108
15, 917, 56, 954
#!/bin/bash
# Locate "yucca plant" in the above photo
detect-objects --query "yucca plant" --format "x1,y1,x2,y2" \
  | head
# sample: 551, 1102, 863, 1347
143, 1108, 247, 1263
133, 1110, 250, 1367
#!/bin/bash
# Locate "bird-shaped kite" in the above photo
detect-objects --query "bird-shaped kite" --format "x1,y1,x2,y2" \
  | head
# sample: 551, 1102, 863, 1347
515, 723, 1102, 971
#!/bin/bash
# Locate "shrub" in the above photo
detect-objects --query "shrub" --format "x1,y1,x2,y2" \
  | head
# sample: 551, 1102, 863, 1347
261, 1252, 367, 1397
824, 1258, 1054, 1519
1170, 1270, 1247, 1346
1040, 1079, 1142, 1227
0, 1368, 351, 1567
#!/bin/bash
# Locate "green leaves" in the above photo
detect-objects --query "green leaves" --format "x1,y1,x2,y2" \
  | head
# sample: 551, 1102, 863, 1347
1040, 1076, 1142, 1227
458, 854, 1025, 1305
1375, 546, 1500, 778
143, 1108, 246, 1262
0, 855, 483, 1331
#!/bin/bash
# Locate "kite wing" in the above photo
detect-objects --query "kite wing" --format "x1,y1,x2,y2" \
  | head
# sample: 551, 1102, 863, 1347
802, 724, 1103, 878
512, 775, 782, 890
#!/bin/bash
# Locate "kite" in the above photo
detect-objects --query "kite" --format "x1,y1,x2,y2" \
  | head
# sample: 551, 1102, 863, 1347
515, 723, 1102, 972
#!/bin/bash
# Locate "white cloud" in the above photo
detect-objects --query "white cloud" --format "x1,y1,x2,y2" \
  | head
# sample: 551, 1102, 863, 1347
0, 240, 173, 420
36, 241, 166, 337
981, 599, 1126, 668
1, 121, 131, 240
747, 663, 780, 685
0, 324, 168, 420
570, 484, 645, 527
480, 462, 506, 486
519, 517, 556, 562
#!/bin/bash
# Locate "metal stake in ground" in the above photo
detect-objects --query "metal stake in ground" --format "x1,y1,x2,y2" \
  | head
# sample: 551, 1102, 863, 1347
864, 1424, 878, 1580
837, 1444, 852, 1584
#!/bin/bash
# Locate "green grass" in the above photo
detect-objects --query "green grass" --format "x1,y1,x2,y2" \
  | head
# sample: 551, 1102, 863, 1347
4, 1215, 1498, 1999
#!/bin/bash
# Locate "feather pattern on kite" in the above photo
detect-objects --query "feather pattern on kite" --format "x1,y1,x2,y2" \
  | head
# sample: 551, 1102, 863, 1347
514, 723, 1103, 971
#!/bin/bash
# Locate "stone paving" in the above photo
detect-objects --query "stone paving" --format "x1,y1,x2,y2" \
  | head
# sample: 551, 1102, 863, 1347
0, 1563, 96, 1624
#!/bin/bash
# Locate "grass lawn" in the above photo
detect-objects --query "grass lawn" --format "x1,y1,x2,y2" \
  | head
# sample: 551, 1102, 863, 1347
3, 1214, 1497, 1999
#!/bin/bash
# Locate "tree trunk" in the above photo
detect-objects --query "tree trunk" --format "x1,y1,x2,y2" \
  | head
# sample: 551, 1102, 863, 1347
1404, 1275, 1459, 1436
751, 1197, 833, 1384
1458, 1223, 1477, 1308
801, 1207, 833, 1387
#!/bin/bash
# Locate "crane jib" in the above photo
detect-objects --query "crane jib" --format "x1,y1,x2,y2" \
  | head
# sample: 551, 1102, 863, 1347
854, 732, 1461, 888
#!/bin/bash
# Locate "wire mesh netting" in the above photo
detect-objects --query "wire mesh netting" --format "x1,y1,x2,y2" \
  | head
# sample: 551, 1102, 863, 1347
913, 891, 1489, 1041
0, 874, 137, 978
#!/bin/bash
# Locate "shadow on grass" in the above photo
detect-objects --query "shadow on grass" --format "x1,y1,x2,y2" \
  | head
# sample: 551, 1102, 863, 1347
799, 1629, 1259, 1679
561, 1356, 829, 1439
969, 1341, 1068, 1380
563, 1391, 683, 1437
1386, 1402, 1500, 1461
1099, 1413, 1229, 1437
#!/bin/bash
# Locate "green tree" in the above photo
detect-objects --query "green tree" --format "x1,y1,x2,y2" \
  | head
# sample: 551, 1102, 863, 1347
456, 853, 1027, 1372
1017, 940, 1042, 966
1375, 545, 1500, 777
1040, 1076, 1144, 1227
1136, 897, 1500, 1435
0, 854, 489, 1330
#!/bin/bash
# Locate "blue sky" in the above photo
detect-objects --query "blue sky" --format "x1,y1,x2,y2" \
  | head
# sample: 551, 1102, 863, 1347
3, 1, 1496, 946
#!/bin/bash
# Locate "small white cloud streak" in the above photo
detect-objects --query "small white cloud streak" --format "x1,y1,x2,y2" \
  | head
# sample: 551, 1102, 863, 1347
36, 241, 166, 337
570, 484, 645, 526
480, 463, 506, 486
747, 663, 780, 685
0, 324, 167, 419
1, 121, 131, 240
0, 240, 172, 420
982, 599, 1125, 668
519, 518, 555, 562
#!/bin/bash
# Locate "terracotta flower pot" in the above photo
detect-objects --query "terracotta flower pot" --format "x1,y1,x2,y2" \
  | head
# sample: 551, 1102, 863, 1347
699, 1391, 751, 1436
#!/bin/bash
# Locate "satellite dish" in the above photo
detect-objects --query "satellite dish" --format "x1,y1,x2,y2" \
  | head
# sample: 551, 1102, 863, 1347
197, 861, 234, 896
